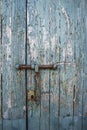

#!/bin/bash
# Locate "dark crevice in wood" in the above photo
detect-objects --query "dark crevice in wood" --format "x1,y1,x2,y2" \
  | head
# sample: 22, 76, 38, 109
73, 85, 75, 130
25, 0, 28, 130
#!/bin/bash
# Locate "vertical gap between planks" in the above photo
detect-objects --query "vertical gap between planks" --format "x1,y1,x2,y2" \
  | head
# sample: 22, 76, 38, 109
80, 1, 85, 130
1, 74, 3, 130
10, 0, 12, 121
73, 1, 76, 129
82, 0, 85, 129
1, 0, 2, 123
49, 73, 50, 130
73, 85, 75, 130
58, 48, 61, 130
49, 1, 51, 129
58, 2, 61, 129
1, 0, 3, 128
81, 1, 83, 129
1, 1, 3, 130
74, 0, 76, 62
25, 0, 28, 130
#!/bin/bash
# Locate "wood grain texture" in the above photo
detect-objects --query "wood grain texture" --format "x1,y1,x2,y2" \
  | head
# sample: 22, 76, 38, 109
27, 0, 41, 129
3, 119, 26, 130
39, 0, 50, 130
49, 0, 59, 130
72, 1, 81, 130
83, 0, 87, 130
2, 0, 12, 120
59, 1, 75, 130
73, 0, 85, 130
2, 0, 26, 129
1, 0, 87, 130
11, 0, 26, 119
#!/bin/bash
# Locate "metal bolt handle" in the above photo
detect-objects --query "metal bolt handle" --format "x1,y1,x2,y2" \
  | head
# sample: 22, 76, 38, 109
16, 62, 57, 105
16, 64, 57, 71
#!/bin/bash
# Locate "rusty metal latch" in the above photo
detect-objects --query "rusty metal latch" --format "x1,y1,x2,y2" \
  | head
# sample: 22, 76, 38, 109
16, 63, 57, 71
16, 62, 57, 105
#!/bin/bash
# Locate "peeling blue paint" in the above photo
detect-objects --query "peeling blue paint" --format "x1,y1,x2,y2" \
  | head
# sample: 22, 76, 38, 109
0, 0, 87, 130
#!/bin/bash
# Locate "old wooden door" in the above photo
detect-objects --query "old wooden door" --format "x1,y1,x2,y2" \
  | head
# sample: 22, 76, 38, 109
1, 0, 87, 130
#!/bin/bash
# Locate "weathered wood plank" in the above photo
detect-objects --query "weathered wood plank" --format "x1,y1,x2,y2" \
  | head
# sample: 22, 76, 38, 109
2, 0, 12, 120
83, 75, 87, 130
73, 0, 85, 130
12, 119, 26, 130
39, 0, 50, 130
11, 0, 26, 120
27, 0, 41, 129
0, 119, 2, 130
3, 120, 12, 130
59, 1, 75, 130
50, 70, 59, 130
49, 0, 59, 130
60, 0, 74, 63
83, 0, 87, 74
2, 0, 26, 129
59, 64, 76, 130
83, 0, 87, 129
3, 119, 26, 130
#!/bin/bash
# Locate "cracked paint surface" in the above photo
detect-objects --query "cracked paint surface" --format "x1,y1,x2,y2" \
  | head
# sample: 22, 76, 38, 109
0, 0, 86, 130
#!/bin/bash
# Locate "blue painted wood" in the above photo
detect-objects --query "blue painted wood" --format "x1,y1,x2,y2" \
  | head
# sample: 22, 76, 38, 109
2, 0, 26, 130
0, 1, 2, 130
73, 1, 83, 130
2, 0, 12, 120
0, 120, 2, 130
49, 0, 59, 130
11, 0, 26, 120
60, 0, 74, 63
59, 1, 75, 129
3, 119, 26, 130
83, 0, 87, 129
12, 119, 26, 130
3, 120, 12, 130
27, 0, 41, 129
1, 0, 87, 130
38, 0, 50, 130
84, 0, 87, 74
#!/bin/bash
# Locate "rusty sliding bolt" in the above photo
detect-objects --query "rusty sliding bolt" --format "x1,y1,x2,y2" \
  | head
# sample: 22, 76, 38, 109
16, 64, 57, 70
34, 72, 41, 105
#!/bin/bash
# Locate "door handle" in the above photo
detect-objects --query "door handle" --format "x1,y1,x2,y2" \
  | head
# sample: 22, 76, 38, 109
16, 62, 57, 105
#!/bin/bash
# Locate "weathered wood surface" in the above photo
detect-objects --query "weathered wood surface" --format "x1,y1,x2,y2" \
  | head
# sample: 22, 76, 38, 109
27, 0, 41, 129
2, 0, 26, 129
83, 0, 87, 130
0, 0, 87, 130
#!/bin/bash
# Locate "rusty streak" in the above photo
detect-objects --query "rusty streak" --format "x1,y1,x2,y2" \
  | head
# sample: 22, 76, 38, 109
34, 72, 40, 105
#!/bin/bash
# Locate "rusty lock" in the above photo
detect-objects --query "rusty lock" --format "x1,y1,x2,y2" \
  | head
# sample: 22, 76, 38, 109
16, 62, 57, 105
